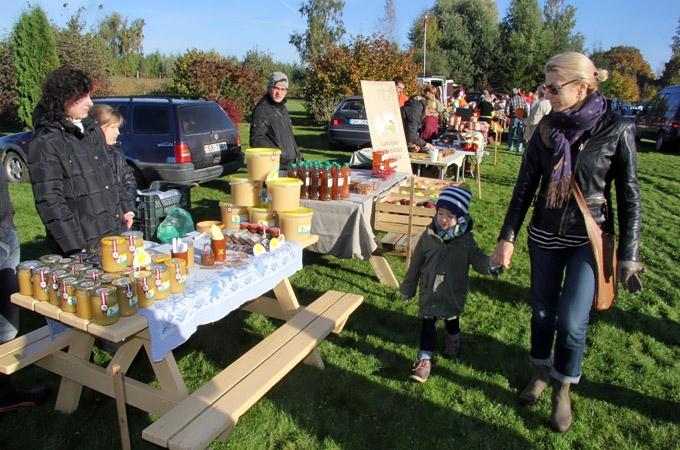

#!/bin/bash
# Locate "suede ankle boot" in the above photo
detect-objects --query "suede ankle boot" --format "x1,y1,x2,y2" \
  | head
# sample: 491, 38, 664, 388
550, 380, 572, 432
518, 365, 549, 405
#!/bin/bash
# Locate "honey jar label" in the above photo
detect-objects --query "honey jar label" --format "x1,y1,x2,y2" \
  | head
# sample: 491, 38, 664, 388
66, 296, 76, 307
146, 288, 155, 299
297, 225, 312, 235
116, 253, 128, 264
129, 297, 138, 308
106, 304, 119, 317
159, 281, 170, 292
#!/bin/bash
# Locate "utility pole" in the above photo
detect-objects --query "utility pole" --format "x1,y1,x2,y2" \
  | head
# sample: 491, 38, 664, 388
423, 13, 428, 76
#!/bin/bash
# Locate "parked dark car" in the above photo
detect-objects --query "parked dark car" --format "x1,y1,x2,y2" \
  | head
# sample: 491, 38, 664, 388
327, 96, 371, 150
0, 131, 31, 182
635, 85, 680, 151
0, 96, 243, 185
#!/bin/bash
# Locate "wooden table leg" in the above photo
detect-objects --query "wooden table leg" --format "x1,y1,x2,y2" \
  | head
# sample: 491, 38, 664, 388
141, 336, 188, 402
273, 278, 324, 369
369, 251, 399, 288
54, 330, 95, 413
476, 155, 482, 199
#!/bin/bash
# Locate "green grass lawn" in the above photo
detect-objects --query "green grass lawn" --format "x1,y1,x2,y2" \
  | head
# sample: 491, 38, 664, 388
2, 99, 678, 449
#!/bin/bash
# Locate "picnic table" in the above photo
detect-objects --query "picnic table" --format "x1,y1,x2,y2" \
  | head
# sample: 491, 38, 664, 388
1, 234, 363, 449
409, 151, 467, 180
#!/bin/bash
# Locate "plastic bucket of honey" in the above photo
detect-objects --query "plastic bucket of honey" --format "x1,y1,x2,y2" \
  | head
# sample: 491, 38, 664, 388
220, 203, 250, 230
228, 175, 262, 206
245, 148, 281, 181
278, 208, 313, 243
248, 207, 278, 227
196, 220, 223, 233
266, 177, 302, 212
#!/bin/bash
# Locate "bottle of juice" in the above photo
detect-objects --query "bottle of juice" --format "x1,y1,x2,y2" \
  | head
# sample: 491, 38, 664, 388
319, 164, 329, 201
298, 162, 309, 199
341, 163, 351, 199
309, 163, 319, 200
287, 162, 298, 179
330, 163, 341, 200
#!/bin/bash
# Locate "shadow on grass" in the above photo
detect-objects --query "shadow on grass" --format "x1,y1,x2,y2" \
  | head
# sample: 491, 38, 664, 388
590, 307, 680, 349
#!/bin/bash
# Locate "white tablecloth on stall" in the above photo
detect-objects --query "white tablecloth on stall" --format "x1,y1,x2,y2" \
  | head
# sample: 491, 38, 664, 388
138, 240, 303, 361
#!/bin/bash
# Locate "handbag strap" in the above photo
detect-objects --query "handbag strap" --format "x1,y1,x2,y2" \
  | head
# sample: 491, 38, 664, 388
569, 178, 605, 237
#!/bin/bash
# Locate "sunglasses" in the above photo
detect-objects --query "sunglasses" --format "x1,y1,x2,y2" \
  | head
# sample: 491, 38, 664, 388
543, 79, 580, 95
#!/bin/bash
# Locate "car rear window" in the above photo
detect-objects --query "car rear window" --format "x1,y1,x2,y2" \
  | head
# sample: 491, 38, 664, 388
133, 105, 169, 134
179, 104, 233, 135
340, 100, 365, 114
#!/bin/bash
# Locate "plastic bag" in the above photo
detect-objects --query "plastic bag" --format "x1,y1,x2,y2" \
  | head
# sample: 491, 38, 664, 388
156, 207, 194, 243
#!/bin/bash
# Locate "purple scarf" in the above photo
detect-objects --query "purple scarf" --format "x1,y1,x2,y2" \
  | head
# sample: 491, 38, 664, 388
546, 91, 607, 208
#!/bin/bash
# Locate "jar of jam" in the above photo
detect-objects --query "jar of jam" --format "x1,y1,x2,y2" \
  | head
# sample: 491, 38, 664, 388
48, 269, 69, 306
39, 254, 63, 265
84, 268, 104, 281
31, 266, 52, 301
74, 280, 97, 317
113, 277, 138, 317
121, 231, 144, 267
90, 286, 119, 326
164, 258, 187, 294
101, 236, 128, 273
17, 261, 40, 296
149, 264, 171, 300
134, 270, 156, 308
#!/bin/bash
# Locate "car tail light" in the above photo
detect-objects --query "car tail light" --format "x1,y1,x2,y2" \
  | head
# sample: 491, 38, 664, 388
331, 118, 343, 126
672, 121, 679, 129
174, 142, 192, 163
236, 135, 241, 146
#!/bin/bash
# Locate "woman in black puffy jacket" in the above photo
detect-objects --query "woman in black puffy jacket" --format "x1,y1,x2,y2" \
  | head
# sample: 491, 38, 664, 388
28, 66, 127, 255
492, 52, 643, 433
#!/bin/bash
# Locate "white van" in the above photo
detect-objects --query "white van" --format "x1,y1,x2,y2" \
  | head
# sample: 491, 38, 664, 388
416, 76, 457, 103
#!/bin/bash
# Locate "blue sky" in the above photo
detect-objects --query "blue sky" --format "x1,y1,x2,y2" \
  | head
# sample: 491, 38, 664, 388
1, 1, 678, 76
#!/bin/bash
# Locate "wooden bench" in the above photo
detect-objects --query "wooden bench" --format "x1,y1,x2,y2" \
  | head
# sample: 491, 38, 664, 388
0, 325, 73, 375
142, 290, 363, 450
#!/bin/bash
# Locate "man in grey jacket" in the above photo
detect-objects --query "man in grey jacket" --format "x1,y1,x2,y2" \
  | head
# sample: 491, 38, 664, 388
524, 85, 552, 144
250, 72, 302, 168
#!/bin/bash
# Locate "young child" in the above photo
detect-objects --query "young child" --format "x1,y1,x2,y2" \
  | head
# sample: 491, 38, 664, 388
90, 104, 137, 230
400, 186, 499, 383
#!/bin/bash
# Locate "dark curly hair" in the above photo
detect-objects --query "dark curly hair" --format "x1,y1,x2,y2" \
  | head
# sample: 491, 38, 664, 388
32, 65, 93, 125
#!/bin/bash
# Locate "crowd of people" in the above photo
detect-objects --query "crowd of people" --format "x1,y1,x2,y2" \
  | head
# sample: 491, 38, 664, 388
0, 52, 644, 436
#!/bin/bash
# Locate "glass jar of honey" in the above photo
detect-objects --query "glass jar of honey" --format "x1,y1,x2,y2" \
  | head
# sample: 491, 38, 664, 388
69, 263, 91, 276
121, 231, 144, 267
48, 269, 69, 306
39, 254, 63, 265
113, 277, 138, 317
90, 286, 120, 326
51, 257, 75, 270
17, 260, 40, 296
149, 264, 171, 300
31, 266, 52, 301
74, 280, 97, 317
101, 236, 128, 273
58, 277, 80, 314
84, 268, 104, 281
73, 251, 94, 263
99, 273, 119, 285
133, 270, 156, 308
164, 258, 187, 294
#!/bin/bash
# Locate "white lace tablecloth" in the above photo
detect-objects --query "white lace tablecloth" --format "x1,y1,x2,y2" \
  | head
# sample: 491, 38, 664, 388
138, 240, 303, 361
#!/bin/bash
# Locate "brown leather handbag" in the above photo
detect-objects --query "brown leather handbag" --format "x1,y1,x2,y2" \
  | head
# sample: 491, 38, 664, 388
570, 179, 618, 311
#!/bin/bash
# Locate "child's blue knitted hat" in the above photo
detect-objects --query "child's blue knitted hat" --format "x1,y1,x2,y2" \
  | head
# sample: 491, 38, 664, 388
436, 186, 472, 218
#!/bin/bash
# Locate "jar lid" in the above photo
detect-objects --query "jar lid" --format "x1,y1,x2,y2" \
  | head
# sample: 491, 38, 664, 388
266, 177, 303, 187
149, 263, 169, 272
101, 236, 125, 245
278, 207, 314, 218
113, 278, 133, 287
165, 258, 186, 269
245, 148, 281, 156
76, 280, 97, 289
18, 260, 40, 269
121, 230, 143, 238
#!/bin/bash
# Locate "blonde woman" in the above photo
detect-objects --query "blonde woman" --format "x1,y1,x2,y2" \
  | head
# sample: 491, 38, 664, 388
493, 52, 643, 432
90, 104, 137, 230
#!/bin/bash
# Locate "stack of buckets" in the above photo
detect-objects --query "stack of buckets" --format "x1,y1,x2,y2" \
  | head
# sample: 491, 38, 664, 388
219, 148, 314, 243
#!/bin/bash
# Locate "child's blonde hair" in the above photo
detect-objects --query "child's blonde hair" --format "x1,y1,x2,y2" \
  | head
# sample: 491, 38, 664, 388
425, 99, 438, 115
90, 104, 124, 128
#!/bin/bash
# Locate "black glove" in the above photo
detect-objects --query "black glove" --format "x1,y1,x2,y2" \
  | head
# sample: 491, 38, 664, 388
617, 260, 644, 294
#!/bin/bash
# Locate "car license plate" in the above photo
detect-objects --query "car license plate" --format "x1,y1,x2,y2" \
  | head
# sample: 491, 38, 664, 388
204, 142, 227, 153
348, 119, 368, 125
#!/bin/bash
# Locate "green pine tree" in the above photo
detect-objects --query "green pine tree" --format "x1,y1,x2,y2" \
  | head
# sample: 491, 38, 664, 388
12, 6, 60, 128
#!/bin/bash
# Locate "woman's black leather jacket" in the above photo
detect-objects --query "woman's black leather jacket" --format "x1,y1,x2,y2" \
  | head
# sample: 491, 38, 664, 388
498, 110, 641, 262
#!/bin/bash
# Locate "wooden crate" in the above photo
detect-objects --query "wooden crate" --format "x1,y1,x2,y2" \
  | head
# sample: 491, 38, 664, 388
391, 176, 462, 199
374, 192, 436, 236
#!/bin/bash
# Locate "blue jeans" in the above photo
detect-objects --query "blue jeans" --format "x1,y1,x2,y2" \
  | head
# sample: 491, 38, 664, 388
508, 118, 524, 149
0, 228, 20, 343
528, 240, 595, 384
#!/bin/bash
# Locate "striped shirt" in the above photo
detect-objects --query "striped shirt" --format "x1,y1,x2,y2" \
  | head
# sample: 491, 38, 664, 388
528, 224, 589, 250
